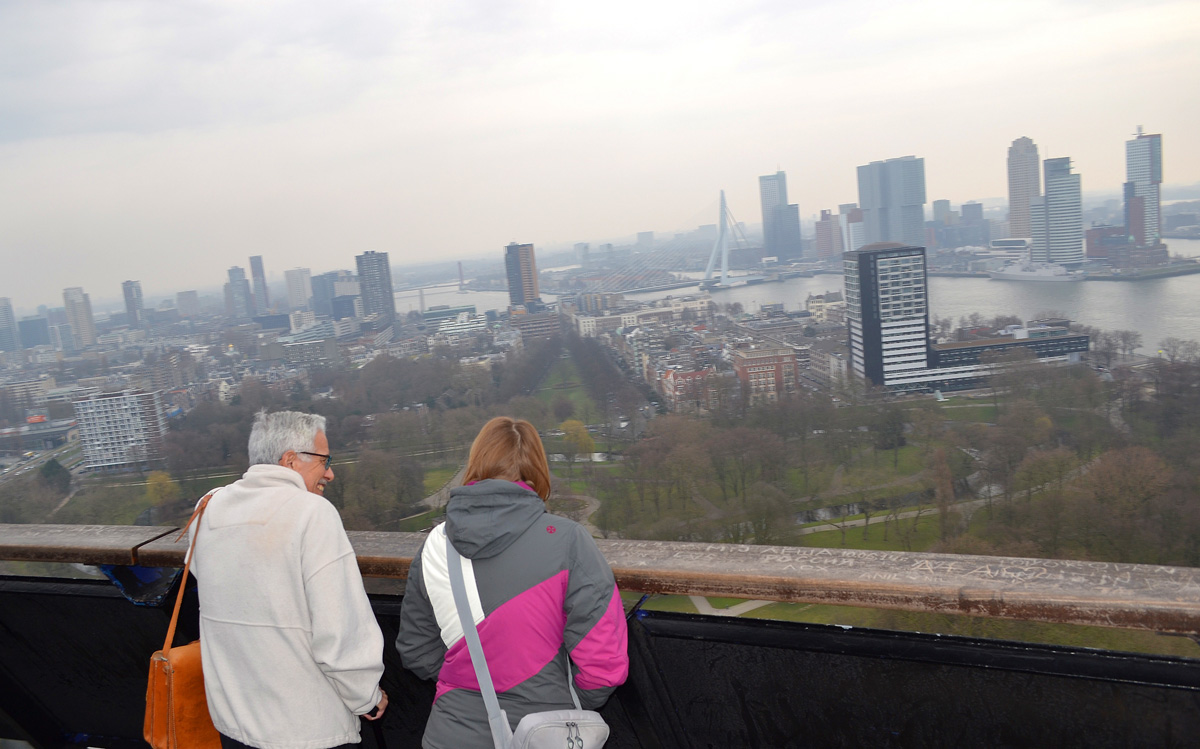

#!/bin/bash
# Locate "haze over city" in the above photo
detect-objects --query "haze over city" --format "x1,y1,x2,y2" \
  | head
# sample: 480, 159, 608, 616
2, 0, 1199, 308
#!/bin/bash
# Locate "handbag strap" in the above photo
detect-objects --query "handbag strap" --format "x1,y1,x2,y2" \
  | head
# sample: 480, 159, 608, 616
446, 535, 512, 749
161, 491, 215, 655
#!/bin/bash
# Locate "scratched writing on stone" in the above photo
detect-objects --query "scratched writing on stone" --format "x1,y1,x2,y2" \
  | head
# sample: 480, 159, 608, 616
965, 565, 1048, 582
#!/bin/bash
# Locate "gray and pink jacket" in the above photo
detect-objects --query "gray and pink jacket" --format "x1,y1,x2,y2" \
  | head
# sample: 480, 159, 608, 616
396, 479, 629, 749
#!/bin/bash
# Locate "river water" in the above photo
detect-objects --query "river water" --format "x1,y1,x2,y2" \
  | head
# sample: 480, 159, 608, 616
399, 238, 1200, 352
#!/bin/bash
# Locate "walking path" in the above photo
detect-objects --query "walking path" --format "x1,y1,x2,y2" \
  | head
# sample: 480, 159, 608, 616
688, 596, 775, 617
421, 464, 466, 510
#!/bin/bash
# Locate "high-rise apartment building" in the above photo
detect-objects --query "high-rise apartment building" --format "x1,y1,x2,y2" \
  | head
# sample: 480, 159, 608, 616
759, 172, 803, 260
814, 210, 844, 260
284, 268, 313, 311
224, 267, 253, 319
505, 243, 541, 308
844, 244, 930, 389
122, 280, 144, 328
355, 251, 396, 323
62, 287, 97, 349
1007, 137, 1041, 238
1030, 158, 1084, 266
856, 156, 926, 248
73, 389, 167, 470
1125, 128, 1163, 248
0, 298, 20, 352
250, 255, 270, 314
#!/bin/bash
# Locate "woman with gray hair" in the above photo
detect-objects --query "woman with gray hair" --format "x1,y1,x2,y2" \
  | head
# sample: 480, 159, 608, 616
189, 410, 388, 748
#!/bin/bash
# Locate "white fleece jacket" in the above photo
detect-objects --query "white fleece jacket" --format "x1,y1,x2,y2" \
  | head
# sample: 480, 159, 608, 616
190, 464, 384, 749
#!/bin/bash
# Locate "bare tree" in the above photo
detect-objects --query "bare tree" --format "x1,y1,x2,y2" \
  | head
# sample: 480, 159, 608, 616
1157, 337, 1200, 364
1115, 330, 1143, 359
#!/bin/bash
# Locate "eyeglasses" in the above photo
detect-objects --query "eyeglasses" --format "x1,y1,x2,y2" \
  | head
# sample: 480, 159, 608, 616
299, 451, 333, 470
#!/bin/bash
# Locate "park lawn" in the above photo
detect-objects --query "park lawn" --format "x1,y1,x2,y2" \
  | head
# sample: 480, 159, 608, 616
936, 404, 998, 423
637, 595, 700, 614
535, 359, 602, 422
54, 485, 156, 526
396, 508, 442, 532
422, 466, 458, 495
739, 602, 1200, 658
783, 464, 835, 497
798, 503, 936, 529
802, 512, 944, 552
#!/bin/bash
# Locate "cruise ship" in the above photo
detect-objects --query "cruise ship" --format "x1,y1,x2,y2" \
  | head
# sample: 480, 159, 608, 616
989, 260, 1084, 282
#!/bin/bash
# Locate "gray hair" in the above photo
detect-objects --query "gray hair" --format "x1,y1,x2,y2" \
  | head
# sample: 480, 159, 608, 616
247, 410, 327, 466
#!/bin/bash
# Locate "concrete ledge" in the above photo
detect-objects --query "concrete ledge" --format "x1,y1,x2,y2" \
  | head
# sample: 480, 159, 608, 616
3, 524, 1199, 635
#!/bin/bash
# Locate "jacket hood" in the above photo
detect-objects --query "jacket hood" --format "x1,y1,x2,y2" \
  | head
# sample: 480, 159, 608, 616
445, 479, 546, 559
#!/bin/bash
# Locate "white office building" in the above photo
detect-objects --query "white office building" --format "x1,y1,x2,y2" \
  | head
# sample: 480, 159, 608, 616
285, 268, 313, 311
1030, 157, 1084, 266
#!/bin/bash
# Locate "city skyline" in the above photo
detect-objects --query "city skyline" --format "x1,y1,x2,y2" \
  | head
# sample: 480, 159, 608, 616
1, 1, 1198, 308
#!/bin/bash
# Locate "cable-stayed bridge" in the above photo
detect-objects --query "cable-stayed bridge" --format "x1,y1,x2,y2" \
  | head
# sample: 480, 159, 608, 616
578, 191, 756, 294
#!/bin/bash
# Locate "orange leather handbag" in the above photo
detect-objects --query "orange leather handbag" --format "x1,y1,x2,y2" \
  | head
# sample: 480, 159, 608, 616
144, 493, 222, 748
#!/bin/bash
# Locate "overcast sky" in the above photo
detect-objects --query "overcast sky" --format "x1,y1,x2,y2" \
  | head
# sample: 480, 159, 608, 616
1, 0, 1197, 311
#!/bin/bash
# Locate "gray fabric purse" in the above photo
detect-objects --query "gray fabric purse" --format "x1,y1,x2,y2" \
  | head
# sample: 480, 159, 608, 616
446, 535, 610, 749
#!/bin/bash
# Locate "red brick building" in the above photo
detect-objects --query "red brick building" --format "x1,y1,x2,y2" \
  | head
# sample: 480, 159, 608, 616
730, 345, 797, 405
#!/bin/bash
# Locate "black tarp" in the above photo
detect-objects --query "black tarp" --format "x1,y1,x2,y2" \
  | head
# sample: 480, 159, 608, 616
1, 574, 1198, 748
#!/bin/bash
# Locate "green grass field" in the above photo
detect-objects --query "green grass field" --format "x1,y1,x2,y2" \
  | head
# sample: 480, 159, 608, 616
54, 485, 157, 526
395, 508, 442, 532
802, 511, 944, 552
535, 359, 602, 422
622, 594, 1200, 658
931, 403, 998, 423
422, 466, 458, 495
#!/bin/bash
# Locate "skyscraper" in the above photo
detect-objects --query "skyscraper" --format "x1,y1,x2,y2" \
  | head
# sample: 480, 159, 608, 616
759, 171, 803, 260
224, 267, 253, 319
355, 251, 396, 323
1030, 157, 1084, 266
1007, 137, 1041, 238
814, 210, 844, 260
311, 270, 358, 317
250, 255, 270, 314
0, 298, 20, 352
505, 243, 541, 308
122, 280, 144, 328
62, 287, 97, 349
18, 317, 50, 347
284, 268, 313, 311
1125, 128, 1163, 248
176, 291, 200, 318
838, 203, 866, 253
932, 200, 954, 225
844, 243, 930, 388
856, 156, 926, 247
